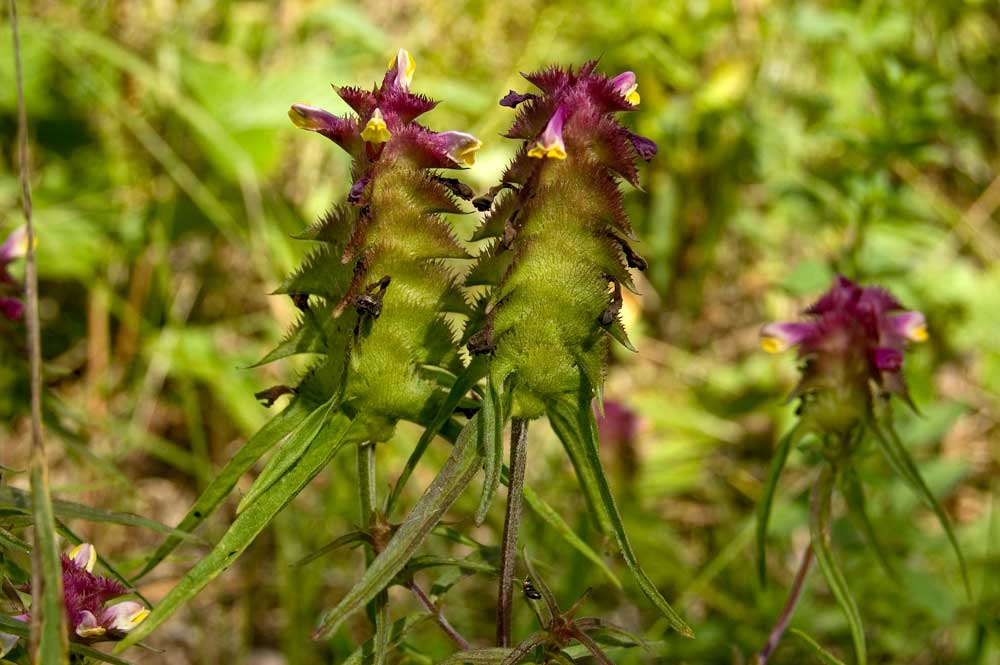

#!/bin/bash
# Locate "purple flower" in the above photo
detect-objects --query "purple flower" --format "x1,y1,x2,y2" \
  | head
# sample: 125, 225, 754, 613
502, 61, 658, 186
0, 298, 23, 321
2, 544, 149, 652
595, 399, 640, 448
761, 275, 928, 418
288, 49, 481, 172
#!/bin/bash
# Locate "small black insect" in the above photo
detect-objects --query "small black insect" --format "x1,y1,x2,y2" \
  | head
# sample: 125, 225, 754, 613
522, 578, 542, 600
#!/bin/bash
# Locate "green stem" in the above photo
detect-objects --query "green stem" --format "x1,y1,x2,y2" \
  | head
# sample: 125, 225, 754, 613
496, 418, 528, 647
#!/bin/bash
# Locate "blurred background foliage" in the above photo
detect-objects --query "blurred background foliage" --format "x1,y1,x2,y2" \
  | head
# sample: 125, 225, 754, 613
1, 0, 998, 663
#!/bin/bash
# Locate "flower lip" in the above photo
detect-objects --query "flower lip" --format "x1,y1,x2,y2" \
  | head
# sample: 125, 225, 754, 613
70, 543, 97, 573
1, 226, 30, 264
438, 131, 483, 167
890, 310, 928, 342
527, 106, 567, 160
760, 321, 815, 353
389, 48, 416, 90
611, 71, 640, 105
361, 108, 392, 144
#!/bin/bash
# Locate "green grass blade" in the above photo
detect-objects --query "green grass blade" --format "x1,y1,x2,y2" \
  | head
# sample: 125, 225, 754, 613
0, 487, 200, 541
312, 414, 484, 640
475, 375, 504, 525
132, 398, 313, 580
115, 413, 355, 652
757, 424, 804, 585
789, 628, 848, 665
293, 530, 368, 567
520, 484, 622, 589
236, 398, 336, 513
810, 466, 866, 665
547, 389, 693, 638
839, 468, 896, 580
869, 418, 970, 596
29, 464, 68, 664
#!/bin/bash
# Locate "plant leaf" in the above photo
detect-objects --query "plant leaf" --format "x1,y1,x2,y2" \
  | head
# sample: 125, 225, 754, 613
293, 530, 369, 567
547, 387, 693, 638
0, 487, 200, 541
438, 648, 513, 665
839, 468, 896, 580
236, 398, 337, 513
312, 414, 484, 640
757, 424, 805, 585
520, 484, 622, 589
789, 628, 848, 665
809, 465, 866, 665
869, 417, 970, 596
132, 397, 313, 580
29, 463, 68, 663
386, 356, 488, 515
115, 413, 355, 652
475, 374, 505, 525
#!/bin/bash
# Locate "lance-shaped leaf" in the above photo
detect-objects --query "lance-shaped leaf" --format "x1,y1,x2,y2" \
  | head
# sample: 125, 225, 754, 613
840, 467, 896, 580
475, 375, 505, 525
293, 530, 369, 568
387, 356, 488, 514
236, 398, 337, 513
30, 463, 68, 662
790, 628, 848, 665
132, 397, 313, 580
756, 423, 806, 585
547, 387, 693, 637
115, 413, 355, 651
438, 648, 514, 665
810, 466, 866, 665
868, 416, 970, 596
0, 487, 199, 541
312, 413, 484, 640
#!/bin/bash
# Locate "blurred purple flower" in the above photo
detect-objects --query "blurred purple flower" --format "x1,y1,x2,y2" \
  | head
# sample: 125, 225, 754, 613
0, 227, 28, 321
761, 275, 928, 424
1, 544, 149, 654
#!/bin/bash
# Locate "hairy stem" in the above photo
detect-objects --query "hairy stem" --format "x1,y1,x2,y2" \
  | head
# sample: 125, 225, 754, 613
409, 581, 471, 650
357, 442, 388, 665
496, 418, 529, 647
756, 545, 814, 664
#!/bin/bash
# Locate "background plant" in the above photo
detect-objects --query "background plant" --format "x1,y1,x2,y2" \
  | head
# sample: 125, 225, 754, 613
1, 1, 998, 664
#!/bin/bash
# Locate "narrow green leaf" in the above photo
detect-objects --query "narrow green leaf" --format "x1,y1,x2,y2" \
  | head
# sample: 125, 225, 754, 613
475, 375, 504, 525
438, 648, 512, 665
0, 616, 131, 665
0, 528, 30, 554
547, 389, 693, 638
520, 484, 622, 589
789, 628, 848, 665
869, 418, 970, 596
757, 424, 805, 585
30, 464, 68, 663
340, 614, 431, 665
387, 357, 487, 515
839, 468, 896, 580
0, 487, 199, 541
313, 414, 484, 640
236, 398, 336, 513
293, 530, 368, 567
133, 398, 313, 580
115, 414, 355, 652
401, 556, 496, 576
810, 466, 866, 665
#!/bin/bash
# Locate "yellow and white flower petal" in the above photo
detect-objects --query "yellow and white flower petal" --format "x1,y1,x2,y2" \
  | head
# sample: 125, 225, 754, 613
69, 542, 97, 572
102, 601, 150, 634
389, 48, 416, 90
528, 107, 567, 160
75, 611, 106, 639
611, 71, 640, 106
439, 131, 483, 167
361, 108, 392, 144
